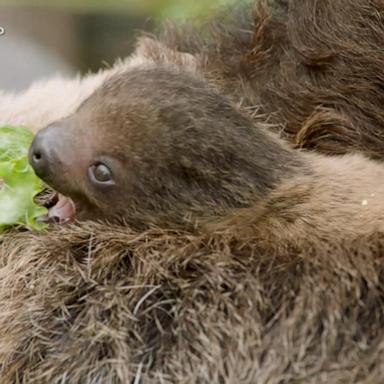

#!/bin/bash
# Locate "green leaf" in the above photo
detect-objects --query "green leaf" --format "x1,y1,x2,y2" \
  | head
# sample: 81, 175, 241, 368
158, 0, 238, 20
0, 126, 48, 232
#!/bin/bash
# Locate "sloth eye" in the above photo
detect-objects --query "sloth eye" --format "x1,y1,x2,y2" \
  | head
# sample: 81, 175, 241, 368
94, 164, 111, 182
89, 163, 114, 185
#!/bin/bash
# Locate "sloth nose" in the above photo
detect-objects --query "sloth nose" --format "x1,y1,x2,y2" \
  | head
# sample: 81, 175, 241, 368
28, 125, 59, 180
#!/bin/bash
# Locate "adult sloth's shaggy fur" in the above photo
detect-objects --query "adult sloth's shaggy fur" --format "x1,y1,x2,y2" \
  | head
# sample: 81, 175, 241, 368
156, 0, 384, 158
1, 0, 384, 383
1, 220, 384, 383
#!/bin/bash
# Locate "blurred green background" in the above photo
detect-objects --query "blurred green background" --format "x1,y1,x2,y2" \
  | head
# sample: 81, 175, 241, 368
0, 0, 237, 91
0, 0, 237, 18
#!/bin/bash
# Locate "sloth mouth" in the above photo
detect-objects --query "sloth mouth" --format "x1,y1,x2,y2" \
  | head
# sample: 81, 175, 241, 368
37, 192, 76, 224
47, 193, 76, 223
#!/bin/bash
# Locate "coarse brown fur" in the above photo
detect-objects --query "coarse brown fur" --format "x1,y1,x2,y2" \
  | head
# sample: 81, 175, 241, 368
149, 0, 384, 159
1, 0, 384, 383
1, 208, 384, 383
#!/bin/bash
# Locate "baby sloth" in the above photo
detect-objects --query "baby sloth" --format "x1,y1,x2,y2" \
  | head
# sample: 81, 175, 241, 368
29, 64, 384, 239
28, 65, 300, 227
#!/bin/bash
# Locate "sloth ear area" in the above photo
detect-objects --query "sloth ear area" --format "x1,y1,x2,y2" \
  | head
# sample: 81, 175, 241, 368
133, 36, 199, 73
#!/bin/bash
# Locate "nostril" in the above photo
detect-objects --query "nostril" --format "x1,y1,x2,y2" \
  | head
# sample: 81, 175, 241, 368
29, 145, 48, 177
33, 152, 42, 162
28, 124, 61, 180
29, 147, 49, 178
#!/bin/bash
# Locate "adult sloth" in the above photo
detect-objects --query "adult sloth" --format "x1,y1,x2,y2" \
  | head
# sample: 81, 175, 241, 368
154, 0, 384, 158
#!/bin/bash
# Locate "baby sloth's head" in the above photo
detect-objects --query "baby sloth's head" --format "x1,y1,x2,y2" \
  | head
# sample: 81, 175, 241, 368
29, 66, 299, 228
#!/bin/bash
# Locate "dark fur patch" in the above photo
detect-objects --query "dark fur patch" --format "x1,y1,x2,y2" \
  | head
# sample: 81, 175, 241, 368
159, 0, 384, 159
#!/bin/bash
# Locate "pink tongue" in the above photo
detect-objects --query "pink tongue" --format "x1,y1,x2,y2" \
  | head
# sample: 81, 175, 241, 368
48, 195, 76, 223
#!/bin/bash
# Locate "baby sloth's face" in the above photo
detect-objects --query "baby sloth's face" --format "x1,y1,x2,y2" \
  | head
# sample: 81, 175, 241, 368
29, 66, 295, 228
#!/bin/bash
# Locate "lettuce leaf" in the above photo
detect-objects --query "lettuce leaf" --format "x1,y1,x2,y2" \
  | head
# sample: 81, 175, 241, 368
0, 126, 47, 231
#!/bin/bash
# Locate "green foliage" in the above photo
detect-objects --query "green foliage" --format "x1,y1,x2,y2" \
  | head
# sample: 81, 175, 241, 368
140, 0, 239, 20
0, 126, 47, 231
0, 0, 239, 18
